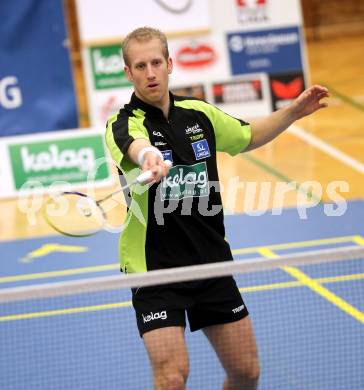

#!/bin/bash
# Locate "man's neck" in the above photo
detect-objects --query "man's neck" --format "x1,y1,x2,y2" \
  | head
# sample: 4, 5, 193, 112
135, 91, 170, 119
156, 97, 170, 119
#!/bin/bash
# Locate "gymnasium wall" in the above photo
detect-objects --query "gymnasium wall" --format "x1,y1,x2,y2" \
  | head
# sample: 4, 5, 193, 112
0, 0, 309, 199
301, 0, 364, 39
74, 0, 308, 128
1, 0, 363, 199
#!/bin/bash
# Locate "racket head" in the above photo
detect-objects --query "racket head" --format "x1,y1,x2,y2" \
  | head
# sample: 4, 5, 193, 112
43, 191, 107, 237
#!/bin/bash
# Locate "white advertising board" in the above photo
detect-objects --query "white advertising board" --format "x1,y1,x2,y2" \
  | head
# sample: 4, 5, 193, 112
75, 0, 211, 44
210, 0, 303, 33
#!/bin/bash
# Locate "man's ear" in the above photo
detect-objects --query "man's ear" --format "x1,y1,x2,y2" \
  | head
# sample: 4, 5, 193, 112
124, 66, 133, 82
167, 57, 173, 74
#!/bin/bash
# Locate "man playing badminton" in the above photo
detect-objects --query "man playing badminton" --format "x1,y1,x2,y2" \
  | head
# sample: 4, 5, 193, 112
105, 27, 329, 390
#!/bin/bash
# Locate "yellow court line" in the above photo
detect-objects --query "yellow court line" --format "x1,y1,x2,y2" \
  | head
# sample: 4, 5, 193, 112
259, 248, 364, 325
284, 266, 364, 324
1, 235, 362, 284
0, 264, 120, 284
239, 272, 364, 293
353, 236, 364, 246
239, 281, 301, 293
0, 301, 132, 322
317, 273, 364, 284
1, 272, 363, 322
232, 235, 363, 255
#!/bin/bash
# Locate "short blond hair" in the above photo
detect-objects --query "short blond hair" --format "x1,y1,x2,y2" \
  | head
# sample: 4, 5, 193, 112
122, 27, 169, 67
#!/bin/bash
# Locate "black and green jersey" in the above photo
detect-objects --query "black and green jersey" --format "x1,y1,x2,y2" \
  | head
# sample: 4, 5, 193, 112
105, 92, 251, 273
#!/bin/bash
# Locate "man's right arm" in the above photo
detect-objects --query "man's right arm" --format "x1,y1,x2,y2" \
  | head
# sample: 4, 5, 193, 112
127, 139, 170, 183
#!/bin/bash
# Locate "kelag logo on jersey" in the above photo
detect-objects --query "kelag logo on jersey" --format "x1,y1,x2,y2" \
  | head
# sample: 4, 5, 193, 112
192, 139, 210, 160
161, 162, 209, 201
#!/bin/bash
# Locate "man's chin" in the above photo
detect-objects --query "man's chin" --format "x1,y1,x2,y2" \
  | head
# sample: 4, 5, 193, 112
145, 92, 163, 102
137, 88, 166, 105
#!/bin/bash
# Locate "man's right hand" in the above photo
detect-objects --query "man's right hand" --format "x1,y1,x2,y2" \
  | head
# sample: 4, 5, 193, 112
141, 151, 171, 184
127, 139, 170, 184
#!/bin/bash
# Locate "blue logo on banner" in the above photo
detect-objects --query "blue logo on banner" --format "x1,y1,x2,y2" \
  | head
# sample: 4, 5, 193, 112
161, 150, 173, 163
192, 139, 210, 160
227, 27, 303, 76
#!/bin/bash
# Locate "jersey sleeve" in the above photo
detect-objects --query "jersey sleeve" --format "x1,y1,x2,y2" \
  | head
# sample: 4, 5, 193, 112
105, 112, 150, 168
175, 99, 251, 156
208, 104, 251, 155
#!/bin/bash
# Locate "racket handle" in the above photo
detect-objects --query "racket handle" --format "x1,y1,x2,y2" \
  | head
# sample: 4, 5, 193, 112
136, 160, 173, 184
136, 170, 153, 183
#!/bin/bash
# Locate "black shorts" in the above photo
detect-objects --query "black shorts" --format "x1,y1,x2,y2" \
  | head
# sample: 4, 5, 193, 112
131, 276, 249, 337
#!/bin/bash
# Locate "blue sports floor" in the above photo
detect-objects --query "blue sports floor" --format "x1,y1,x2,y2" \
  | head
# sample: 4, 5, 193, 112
1, 201, 364, 389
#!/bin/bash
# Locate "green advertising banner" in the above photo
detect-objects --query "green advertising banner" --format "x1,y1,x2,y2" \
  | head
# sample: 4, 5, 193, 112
90, 45, 131, 90
9, 135, 110, 189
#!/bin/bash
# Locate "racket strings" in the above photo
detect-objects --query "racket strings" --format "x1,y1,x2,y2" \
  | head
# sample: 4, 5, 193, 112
44, 192, 130, 237
44, 193, 106, 237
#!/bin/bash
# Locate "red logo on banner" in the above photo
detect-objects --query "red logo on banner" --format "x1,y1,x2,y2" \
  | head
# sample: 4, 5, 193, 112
251, 79, 262, 92
271, 77, 303, 99
176, 44, 216, 68
235, 0, 268, 23
212, 84, 224, 97
100, 95, 119, 123
212, 79, 262, 104
269, 72, 305, 110
236, 0, 267, 6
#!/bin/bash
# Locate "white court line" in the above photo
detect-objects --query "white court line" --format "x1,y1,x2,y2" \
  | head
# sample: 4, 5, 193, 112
288, 125, 364, 176
328, 95, 364, 107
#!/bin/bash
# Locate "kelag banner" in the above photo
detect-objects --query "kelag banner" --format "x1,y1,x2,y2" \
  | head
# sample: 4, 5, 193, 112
0, 0, 78, 136
0, 128, 112, 199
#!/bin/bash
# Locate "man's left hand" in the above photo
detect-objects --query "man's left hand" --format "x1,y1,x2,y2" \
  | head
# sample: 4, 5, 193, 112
289, 85, 329, 120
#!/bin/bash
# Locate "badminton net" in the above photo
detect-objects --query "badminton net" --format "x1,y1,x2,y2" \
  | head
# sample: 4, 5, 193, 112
1, 245, 364, 390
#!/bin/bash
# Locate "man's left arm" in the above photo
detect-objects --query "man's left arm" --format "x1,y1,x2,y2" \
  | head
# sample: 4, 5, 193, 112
244, 85, 329, 152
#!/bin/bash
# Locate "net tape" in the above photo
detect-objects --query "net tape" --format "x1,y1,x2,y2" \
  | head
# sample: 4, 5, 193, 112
1, 245, 363, 304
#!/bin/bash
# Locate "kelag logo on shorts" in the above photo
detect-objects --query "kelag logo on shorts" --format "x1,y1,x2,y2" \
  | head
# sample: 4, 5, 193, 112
9, 135, 109, 189
161, 162, 209, 201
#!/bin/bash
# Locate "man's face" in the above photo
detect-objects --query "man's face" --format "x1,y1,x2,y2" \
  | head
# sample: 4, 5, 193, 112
124, 38, 172, 107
